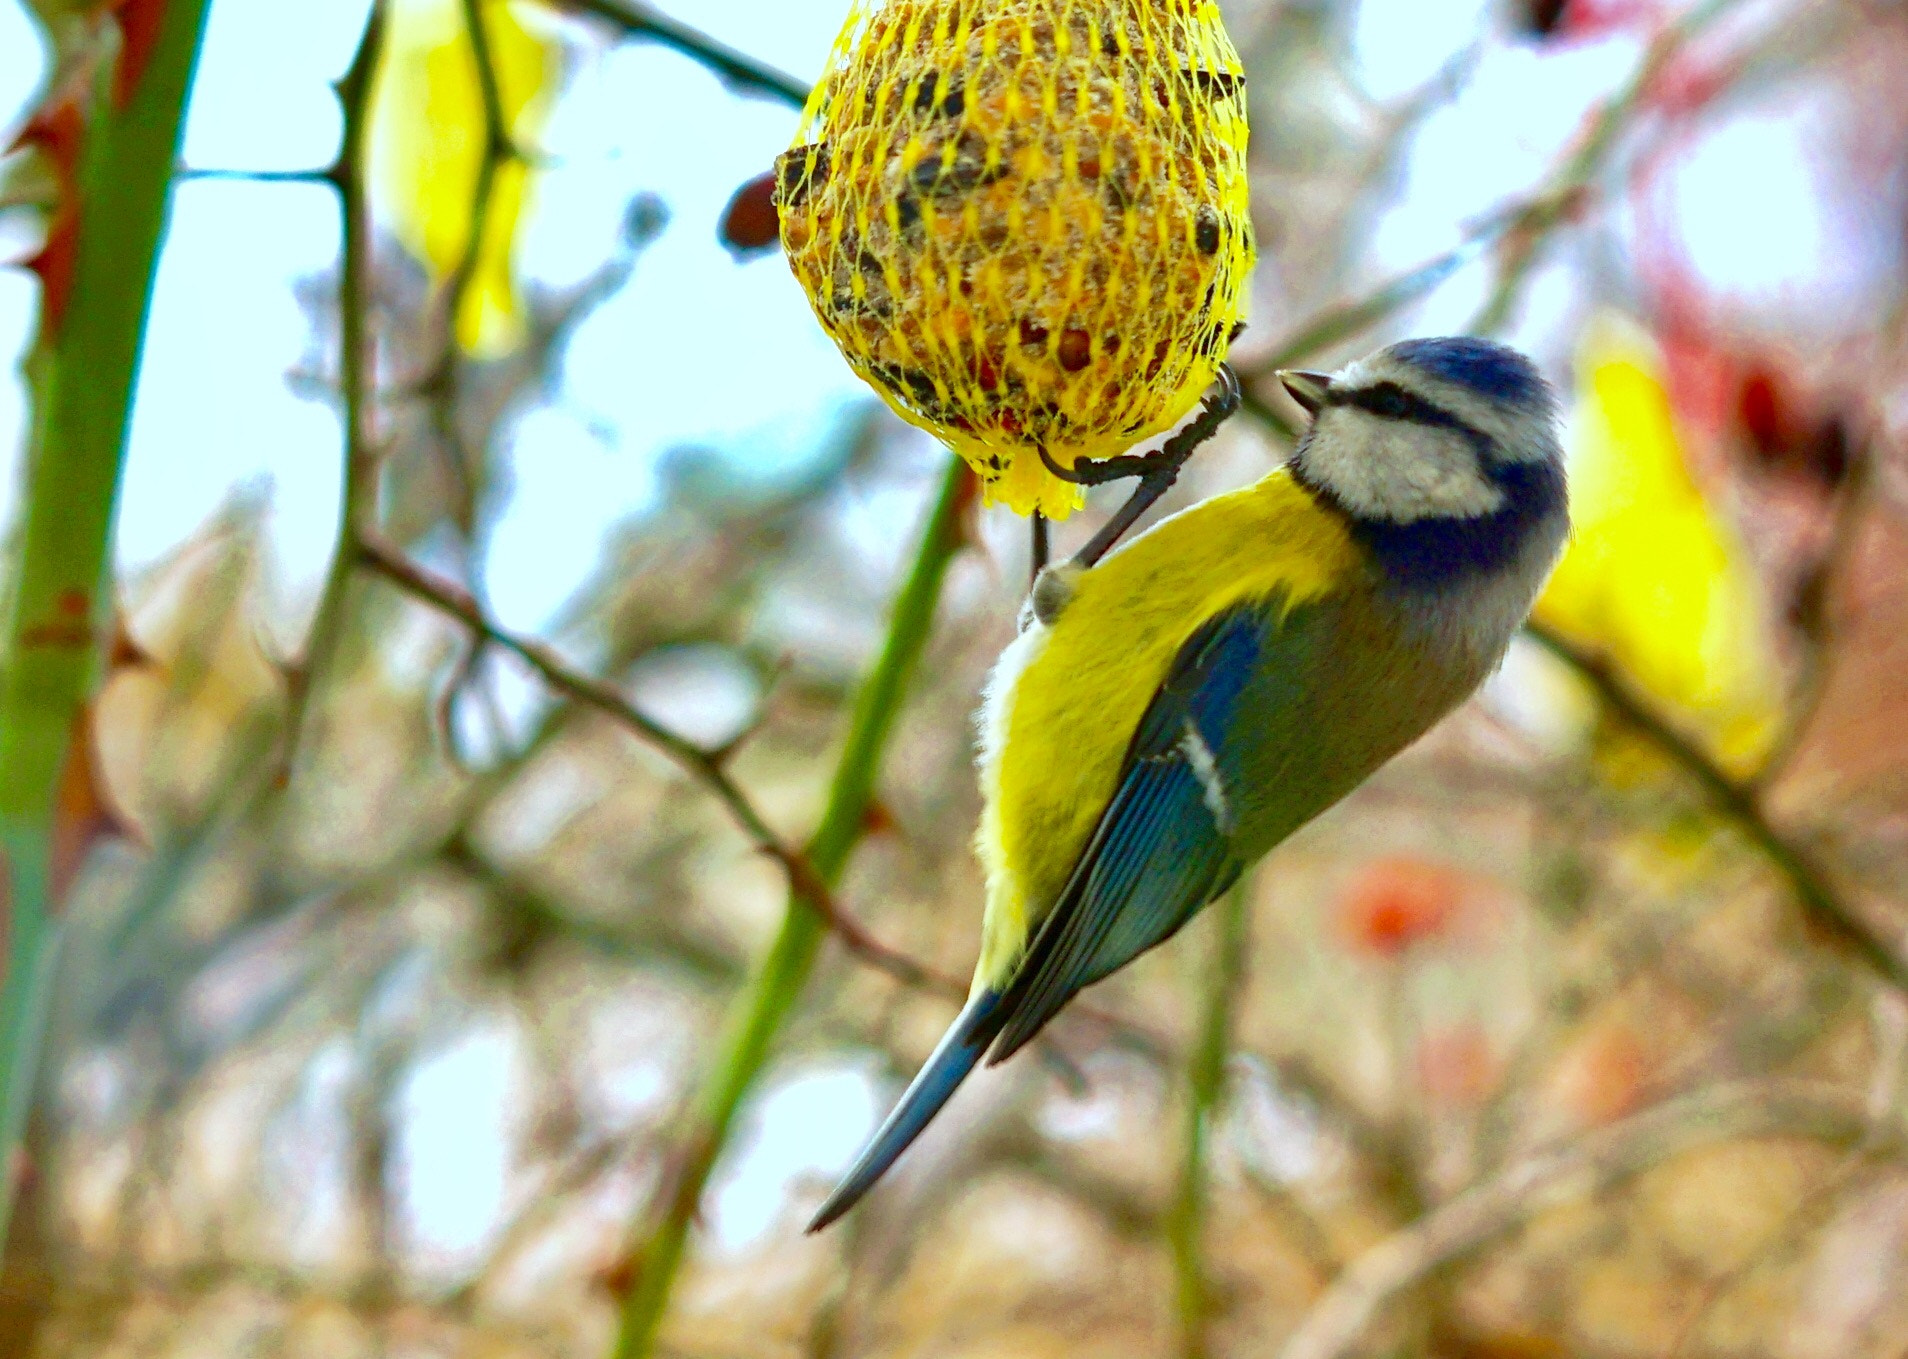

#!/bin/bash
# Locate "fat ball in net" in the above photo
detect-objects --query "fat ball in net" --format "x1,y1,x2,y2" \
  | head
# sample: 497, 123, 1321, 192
776, 0, 1254, 518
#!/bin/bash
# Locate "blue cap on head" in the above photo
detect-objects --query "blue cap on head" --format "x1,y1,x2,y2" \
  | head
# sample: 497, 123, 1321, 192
1387, 336, 1547, 408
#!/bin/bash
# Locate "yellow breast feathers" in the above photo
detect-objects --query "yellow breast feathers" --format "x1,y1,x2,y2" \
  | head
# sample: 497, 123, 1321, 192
972, 469, 1358, 988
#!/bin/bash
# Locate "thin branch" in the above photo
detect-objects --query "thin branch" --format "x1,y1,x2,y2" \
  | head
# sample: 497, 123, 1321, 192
551, 0, 811, 108
279, 3, 386, 778
1236, 226, 1496, 388
1664, 1149, 1880, 1359
1276, 1078, 1906, 1359
1524, 620, 1908, 994
994, 1121, 1168, 1238
175, 167, 333, 182
1238, 1159, 1342, 1285
407, 0, 534, 534
461, 0, 516, 162
357, 525, 1188, 1065
354, 531, 973, 1004
1238, 0, 1751, 430
444, 0, 525, 335
441, 831, 745, 981
1755, 441, 1875, 787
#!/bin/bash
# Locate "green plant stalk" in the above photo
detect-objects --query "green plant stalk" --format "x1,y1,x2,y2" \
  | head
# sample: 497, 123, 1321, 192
0, 0, 215, 1248
1168, 879, 1251, 1359
613, 453, 971, 1359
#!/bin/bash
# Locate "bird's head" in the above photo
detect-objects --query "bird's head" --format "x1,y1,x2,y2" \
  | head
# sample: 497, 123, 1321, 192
1278, 336, 1568, 591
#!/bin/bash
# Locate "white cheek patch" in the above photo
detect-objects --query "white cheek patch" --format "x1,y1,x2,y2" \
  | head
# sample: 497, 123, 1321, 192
1302, 411, 1505, 524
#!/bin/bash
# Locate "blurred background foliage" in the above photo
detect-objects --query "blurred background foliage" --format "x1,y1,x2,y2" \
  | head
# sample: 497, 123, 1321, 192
2, 0, 1908, 1356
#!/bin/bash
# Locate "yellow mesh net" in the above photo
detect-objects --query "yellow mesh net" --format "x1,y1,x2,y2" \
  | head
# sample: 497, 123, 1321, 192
776, 0, 1254, 517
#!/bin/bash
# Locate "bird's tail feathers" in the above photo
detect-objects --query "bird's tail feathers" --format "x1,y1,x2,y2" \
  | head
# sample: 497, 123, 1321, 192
805, 989, 1004, 1232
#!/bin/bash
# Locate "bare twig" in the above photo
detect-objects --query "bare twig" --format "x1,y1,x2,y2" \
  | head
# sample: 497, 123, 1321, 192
407, 0, 536, 535
1469, 0, 1749, 334
441, 831, 746, 981
1237, 223, 1497, 388
280, 3, 386, 778
550, 0, 811, 108
1238, 1159, 1342, 1286
1756, 441, 1875, 787
1240, 0, 1752, 430
354, 531, 973, 1004
1664, 1149, 1879, 1359
443, 0, 526, 343
357, 522, 1187, 1062
1524, 621, 1908, 995
175, 167, 332, 183
1276, 1078, 1906, 1359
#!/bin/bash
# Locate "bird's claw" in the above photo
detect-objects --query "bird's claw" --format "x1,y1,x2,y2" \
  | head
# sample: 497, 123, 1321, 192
1064, 365, 1243, 570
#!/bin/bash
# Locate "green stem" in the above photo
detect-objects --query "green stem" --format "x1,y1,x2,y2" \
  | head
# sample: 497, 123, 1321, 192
0, 0, 215, 1248
612, 454, 971, 1359
1168, 879, 1252, 1359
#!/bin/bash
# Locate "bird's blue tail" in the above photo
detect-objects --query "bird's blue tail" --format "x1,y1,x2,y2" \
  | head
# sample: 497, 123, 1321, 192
806, 989, 1003, 1232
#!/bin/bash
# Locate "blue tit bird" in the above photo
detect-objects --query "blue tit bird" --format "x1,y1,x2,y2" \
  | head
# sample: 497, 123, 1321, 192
808, 336, 1569, 1231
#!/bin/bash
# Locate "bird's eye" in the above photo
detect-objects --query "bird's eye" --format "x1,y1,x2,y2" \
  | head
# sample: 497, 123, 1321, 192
1360, 384, 1413, 419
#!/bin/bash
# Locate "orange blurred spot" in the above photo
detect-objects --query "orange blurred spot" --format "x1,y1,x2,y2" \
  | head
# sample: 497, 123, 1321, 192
594, 1251, 636, 1298
1417, 1023, 1499, 1106
1519, 0, 1655, 40
1555, 1021, 1649, 1125
1340, 856, 1465, 958
1730, 361, 1850, 489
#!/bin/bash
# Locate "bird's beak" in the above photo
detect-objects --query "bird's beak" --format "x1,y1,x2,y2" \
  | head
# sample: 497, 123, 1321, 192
1277, 370, 1333, 416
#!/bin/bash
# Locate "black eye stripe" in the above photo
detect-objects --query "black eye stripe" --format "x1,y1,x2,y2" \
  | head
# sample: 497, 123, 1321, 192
1328, 381, 1462, 427
1326, 381, 1497, 461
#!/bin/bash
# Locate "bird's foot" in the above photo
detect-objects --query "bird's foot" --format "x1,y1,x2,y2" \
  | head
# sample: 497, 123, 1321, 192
1044, 365, 1241, 570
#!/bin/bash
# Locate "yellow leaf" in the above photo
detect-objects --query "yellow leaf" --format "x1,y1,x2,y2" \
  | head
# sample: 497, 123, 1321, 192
370, 0, 556, 358
1535, 315, 1781, 775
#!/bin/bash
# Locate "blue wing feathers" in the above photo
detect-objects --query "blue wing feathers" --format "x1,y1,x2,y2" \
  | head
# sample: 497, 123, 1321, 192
986, 607, 1268, 1062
